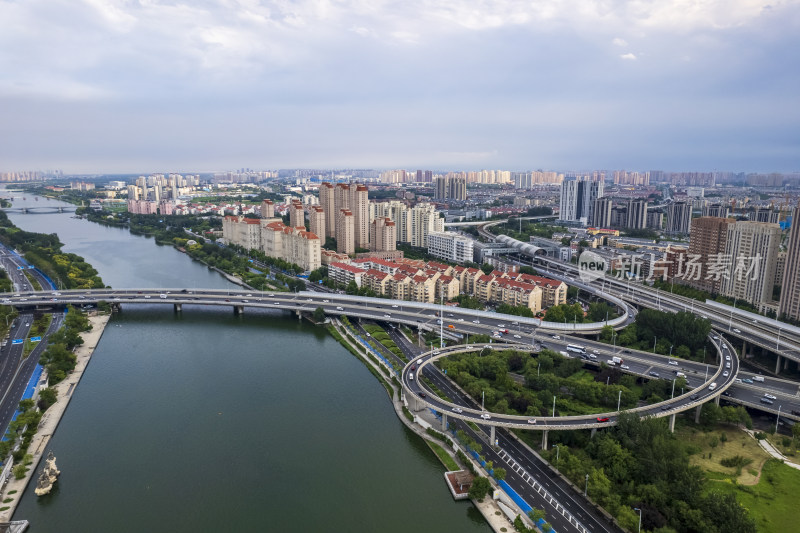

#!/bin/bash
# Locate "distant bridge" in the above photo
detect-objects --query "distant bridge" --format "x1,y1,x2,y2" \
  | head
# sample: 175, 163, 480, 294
1, 206, 77, 214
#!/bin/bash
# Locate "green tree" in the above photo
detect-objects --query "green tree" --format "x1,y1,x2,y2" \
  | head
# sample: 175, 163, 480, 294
468, 476, 492, 500
312, 307, 326, 323
701, 491, 756, 533
13, 464, 26, 480
480, 263, 494, 275
38, 388, 57, 411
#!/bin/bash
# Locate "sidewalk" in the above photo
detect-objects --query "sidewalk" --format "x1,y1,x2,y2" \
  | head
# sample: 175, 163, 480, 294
743, 429, 800, 471
0, 313, 110, 521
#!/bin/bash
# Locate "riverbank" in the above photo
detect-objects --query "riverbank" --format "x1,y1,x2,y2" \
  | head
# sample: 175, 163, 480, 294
329, 318, 518, 533
0, 313, 111, 521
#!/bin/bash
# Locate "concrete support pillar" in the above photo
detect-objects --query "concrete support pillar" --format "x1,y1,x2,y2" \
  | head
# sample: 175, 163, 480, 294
590, 428, 597, 438
741, 340, 748, 359
775, 355, 782, 375
441, 413, 448, 432
695, 404, 702, 424
541, 430, 549, 450
234, 305, 244, 315
296, 310, 302, 321
173, 303, 182, 313
669, 413, 676, 433
714, 395, 720, 406
490, 425, 496, 447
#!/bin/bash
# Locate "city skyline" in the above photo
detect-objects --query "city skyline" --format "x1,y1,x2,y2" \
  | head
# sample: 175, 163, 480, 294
0, 1, 798, 173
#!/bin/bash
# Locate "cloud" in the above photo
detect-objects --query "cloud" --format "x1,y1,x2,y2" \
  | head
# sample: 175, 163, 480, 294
613, 37, 628, 47
620, 53, 637, 60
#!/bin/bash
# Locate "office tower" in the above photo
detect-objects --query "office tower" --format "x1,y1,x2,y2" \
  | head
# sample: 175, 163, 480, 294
289, 199, 304, 228
626, 199, 647, 230
753, 207, 779, 224
319, 182, 336, 238
591, 197, 613, 227
702, 204, 729, 218
666, 201, 692, 234
646, 210, 664, 230
370, 217, 396, 252
336, 209, 355, 254
720, 221, 781, 304
309, 205, 325, 243
559, 177, 603, 224
685, 217, 736, 293
780, 206, 800, 320
351, 184, 370, 249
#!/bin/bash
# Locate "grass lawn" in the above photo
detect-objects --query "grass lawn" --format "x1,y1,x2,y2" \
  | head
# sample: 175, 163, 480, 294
427, 440, 460, 471
710, 459, 800, 533
677, 425, 770, 485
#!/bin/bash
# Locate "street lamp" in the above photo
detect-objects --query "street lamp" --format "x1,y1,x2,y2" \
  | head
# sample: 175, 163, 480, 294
555, 444, 560, 465
634, 507, 642, 533
669, 345, 673, 357
653, 336, 657, 353
776, 405, 782, 433
584, 473, 589, 496
552, 395, 556, 417
617, 390, 622, 411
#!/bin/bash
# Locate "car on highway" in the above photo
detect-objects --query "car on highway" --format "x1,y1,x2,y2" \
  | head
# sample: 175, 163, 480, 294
273, 302, 280, 305
473, 320, 480, 324
723, 371, 729, 377
668, 360, 679, 366
480, 413, 491, 420
452, 407, 463, 413
392, 304, 398, 308
713, 335, 719, 340
622, 349, 631, 354
419, 392, 426, 398
649, 371, 660, 378
742, 378, 754, 384
690, 394, 699, 400
527, 419, 537, 424
498, 324, 506, 328
733, 328, 742, 333
760, 397, 774, 405
25, 323, 29, 327
596, 417, 610, 423
336, 306, 344, 310
383, 314, 391, 318
764, 393, 777, 400
552, 335, 560, 340
322, 299, 329, 303
620, 364, 630, 370
725, 355, 731, 361
513, 334, 521, 339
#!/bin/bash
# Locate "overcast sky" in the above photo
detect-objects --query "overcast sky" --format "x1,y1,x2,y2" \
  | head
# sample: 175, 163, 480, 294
1, 0, 798, 174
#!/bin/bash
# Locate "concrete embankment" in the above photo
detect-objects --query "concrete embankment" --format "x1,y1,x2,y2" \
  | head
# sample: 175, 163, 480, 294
0, 313, 111, 522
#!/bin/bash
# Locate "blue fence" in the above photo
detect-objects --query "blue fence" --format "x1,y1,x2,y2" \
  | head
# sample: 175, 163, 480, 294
352, 332, 397, 375
1, 364, 45, 444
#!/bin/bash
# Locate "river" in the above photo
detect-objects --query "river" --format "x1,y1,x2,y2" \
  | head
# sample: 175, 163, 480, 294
5, 192, 489, 532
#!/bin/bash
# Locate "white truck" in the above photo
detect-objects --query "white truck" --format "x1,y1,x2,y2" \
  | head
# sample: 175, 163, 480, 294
753, 376, 765, 382
611, 356, 624, 365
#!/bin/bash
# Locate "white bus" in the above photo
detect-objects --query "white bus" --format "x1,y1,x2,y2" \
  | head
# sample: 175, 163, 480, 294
566, 344, 586, 354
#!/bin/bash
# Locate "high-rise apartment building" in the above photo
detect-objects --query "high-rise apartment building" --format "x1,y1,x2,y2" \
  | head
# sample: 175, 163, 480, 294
702, 204, 729, 218
753, 207, 779, 224
646, 209, 664, 230
626, 199, 647, 230
720, 221, 781, 304
780, 206, 800, 321
666, 201, 692, 234
222, 216, 320, 272
260, 200, 275, 219
336, 209, 355, 254
309, 205, 325, 243
371, 200, 410, 242
289, 199, 304, 229
560, 177, 603, 224
408, 203, 445, 247
370, 217, 396, 252
685, 217, 736, 294
351, 184, 370, 249
319, 182, 336, 238
591, 197, 613, 227
434, 176, 467, 201
427, 232, 474, 263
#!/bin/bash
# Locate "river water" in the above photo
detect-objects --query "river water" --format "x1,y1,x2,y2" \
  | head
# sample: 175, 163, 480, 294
6, 193, 489, 532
